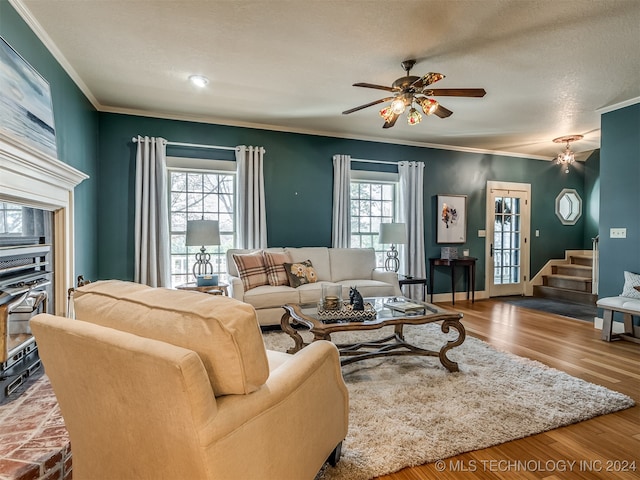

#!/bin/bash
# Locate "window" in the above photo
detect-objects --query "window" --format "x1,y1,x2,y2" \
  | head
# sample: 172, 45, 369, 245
350, 172, 399, 267
168, 159, 236, 287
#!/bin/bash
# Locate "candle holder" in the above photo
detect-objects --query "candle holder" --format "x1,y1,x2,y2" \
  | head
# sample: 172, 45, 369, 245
321, 284, 343, 310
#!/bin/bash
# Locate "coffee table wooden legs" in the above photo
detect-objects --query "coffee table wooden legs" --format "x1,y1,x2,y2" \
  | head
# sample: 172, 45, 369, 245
280, 311, 466, 372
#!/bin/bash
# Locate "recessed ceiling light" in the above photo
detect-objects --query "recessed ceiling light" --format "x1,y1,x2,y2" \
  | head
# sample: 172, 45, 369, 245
189, 75, 209, 88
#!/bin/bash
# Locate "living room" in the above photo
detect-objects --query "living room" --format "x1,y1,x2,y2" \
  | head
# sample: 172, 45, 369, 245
0, 1, 639, 479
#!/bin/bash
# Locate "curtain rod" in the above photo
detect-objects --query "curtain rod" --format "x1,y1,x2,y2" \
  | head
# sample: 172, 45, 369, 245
132, 137, 236, 152
350, 157, 397, 166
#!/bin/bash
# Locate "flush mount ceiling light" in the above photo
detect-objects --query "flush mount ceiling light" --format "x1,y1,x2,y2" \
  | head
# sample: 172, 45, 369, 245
552, 134, 583, 173
343, 59, 486, 129
188, 74, 209, 88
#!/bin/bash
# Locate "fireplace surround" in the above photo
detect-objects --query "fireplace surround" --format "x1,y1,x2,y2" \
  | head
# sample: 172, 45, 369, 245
0, 131, 88, 318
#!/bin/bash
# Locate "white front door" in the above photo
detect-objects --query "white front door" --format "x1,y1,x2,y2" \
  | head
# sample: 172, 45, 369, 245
486, 181, 531, 297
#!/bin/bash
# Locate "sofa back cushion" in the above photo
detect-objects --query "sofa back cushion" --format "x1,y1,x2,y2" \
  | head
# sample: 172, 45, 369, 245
285, 247, 331, 281
329, 248, 376, 282
73, 280, 269, 397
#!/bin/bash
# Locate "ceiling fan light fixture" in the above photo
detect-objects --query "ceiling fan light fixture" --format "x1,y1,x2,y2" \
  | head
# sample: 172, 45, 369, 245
407, 107, 422, 125
420, 98, 439, 115
379, 106, 394, 121
552, 134, 583, 173
390, 98, 406, 115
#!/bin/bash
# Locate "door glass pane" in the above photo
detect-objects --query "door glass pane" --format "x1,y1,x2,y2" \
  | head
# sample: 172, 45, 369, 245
493, 195, 521, 285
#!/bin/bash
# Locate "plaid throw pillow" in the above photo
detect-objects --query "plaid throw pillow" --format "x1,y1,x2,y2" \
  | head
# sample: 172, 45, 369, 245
283, 260, 318, 288
233, 251, 268, 291
264, 251, 292, 286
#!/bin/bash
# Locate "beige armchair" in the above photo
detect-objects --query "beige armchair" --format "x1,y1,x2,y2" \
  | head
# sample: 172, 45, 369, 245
32, 280, 348, 480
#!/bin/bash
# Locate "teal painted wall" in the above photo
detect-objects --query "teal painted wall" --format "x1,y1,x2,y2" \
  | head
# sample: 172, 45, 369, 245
98, 112, 590, 295
583, 150, 600, 249
599, 103, 640, 305
1, 1, 99, 280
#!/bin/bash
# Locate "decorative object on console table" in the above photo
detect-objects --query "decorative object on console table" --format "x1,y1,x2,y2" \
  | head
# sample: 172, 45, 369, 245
186, 219, 220, 281
437, 194, 467, 244
378, 222, 407, 272
440, 247, 458, 259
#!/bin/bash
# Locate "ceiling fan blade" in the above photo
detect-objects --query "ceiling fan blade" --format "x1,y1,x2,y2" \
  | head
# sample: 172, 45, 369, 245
342, 97, 394, 115
427, 88, 486, 97
411, 72, 445, 90
353, 82, 396, 92
434, 105, 453, 118
382, 112, 400, 128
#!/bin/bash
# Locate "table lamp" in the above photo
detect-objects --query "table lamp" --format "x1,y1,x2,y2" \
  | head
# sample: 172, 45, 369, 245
378, 222, 407, 272
186, 219, 220, 282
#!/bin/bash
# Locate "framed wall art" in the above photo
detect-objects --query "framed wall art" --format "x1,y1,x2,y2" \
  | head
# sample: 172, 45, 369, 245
437, 194, 467, 244
0, 35, 57, 158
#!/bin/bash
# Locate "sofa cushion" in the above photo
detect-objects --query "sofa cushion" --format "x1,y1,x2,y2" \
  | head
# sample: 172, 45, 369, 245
73, 280, 269, 397
283, 260, 318, 288
329, 248, 376, 282
285, 247, 331, 281
233, 251, 269, 291
335, 279, 399, 299
297, 282, 330, 304
621, 271, 640, 299
243, 284, 300, 309
264, 251, 292, 286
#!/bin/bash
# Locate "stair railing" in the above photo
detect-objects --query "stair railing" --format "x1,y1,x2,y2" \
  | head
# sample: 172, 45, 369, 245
591, 235, 599, 295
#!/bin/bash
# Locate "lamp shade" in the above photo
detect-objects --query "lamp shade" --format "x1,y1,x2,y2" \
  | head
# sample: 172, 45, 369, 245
186, 220, 220, 246
379, 223, 407, 244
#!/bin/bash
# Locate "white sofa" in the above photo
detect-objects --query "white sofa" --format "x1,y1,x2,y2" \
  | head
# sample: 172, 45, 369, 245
226, 247, 402, 326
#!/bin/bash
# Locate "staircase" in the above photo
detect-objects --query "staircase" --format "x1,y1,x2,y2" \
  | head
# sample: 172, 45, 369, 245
533, 253, 597, 304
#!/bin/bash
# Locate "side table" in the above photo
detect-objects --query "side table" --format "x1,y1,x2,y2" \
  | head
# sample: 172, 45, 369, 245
176, 282, 228, 296
429, 257, 476, 305
398, 276, 427, 301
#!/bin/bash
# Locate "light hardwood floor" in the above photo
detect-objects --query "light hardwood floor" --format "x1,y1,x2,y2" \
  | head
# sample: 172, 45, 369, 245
378, 298, 640, 480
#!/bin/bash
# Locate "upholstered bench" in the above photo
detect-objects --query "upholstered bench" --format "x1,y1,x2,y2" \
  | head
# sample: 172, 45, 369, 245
597, 295, 640, 343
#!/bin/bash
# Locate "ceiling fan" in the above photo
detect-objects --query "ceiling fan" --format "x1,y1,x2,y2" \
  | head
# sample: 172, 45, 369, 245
342, 59, 486, 128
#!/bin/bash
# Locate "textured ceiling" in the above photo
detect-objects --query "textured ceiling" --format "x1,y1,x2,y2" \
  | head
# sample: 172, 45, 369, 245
12, 0, 640, 160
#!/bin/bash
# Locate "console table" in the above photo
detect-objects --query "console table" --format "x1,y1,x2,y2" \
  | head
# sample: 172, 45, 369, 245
429, 257, 477, 305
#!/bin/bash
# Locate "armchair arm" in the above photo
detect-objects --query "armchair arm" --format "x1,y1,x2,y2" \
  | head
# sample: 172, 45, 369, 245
372, 269, 402, 296
201, 341, 349, 479
227, 275, 245, 300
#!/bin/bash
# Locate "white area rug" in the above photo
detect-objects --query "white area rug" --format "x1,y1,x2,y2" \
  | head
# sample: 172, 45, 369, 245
262, 324, 635, 480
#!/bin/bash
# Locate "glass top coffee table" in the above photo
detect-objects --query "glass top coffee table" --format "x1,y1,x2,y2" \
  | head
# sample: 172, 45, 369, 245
280, 296, 465, 372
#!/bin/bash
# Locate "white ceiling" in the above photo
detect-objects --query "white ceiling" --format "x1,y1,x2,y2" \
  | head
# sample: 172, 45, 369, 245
12, 0, 640, 160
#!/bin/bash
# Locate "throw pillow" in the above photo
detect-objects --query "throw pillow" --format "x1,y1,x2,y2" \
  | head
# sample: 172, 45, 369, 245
233, 251, 268, 291
283, 259, 318, 288
620, 271, 640, 299
264, 251, 292, 286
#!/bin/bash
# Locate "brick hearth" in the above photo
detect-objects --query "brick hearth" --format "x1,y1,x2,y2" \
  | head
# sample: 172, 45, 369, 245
0, 375, 70, 480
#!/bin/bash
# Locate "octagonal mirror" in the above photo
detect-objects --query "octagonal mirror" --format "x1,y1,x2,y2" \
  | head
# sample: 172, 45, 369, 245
555, 188, 582, 225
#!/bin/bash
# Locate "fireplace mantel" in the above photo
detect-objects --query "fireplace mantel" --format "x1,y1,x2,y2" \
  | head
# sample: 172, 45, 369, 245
0, 131, 89, 315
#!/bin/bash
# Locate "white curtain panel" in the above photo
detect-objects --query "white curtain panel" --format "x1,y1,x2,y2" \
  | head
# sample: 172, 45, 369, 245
134, 136, 170, 287
332, 154, 351, 248
399, 161, 426, 298
236, 145, 267, 249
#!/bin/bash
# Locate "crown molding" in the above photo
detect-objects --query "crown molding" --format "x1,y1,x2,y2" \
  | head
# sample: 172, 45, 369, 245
596, 96, 640, 115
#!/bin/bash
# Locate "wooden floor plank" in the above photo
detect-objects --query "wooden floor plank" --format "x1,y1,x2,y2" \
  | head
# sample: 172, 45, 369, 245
376, 298, 640, 480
